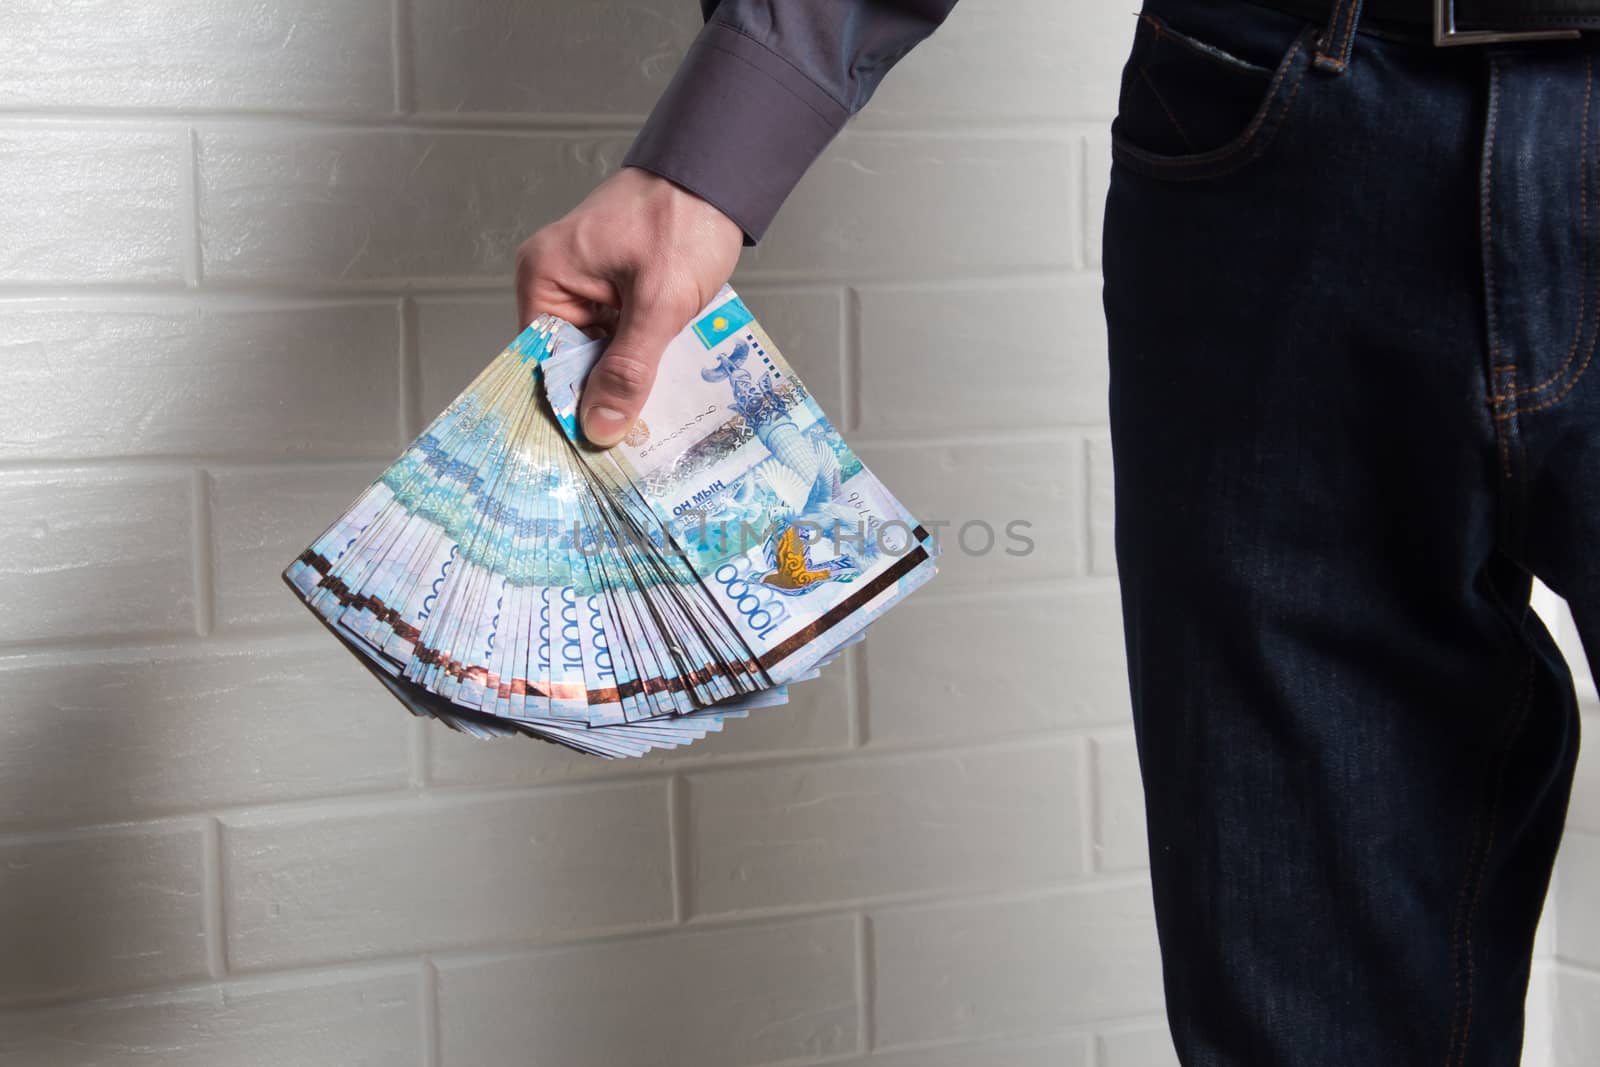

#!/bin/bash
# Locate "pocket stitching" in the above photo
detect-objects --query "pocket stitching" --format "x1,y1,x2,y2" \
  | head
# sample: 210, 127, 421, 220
1139, 11, 1273, 78
1112, 23, 1318, 182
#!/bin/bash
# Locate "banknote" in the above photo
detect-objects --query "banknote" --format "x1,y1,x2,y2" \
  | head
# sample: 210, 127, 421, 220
542, 285, 939, 689
283, 285, 936, 758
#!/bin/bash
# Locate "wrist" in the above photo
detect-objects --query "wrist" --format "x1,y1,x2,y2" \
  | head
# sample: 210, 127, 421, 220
622, 164, 748, 248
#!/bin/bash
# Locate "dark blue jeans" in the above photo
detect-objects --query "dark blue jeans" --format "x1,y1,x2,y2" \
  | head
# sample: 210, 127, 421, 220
1102, 0, 1600, 1062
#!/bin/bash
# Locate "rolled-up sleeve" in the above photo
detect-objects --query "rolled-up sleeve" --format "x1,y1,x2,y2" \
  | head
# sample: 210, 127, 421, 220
622, 0, 960, 245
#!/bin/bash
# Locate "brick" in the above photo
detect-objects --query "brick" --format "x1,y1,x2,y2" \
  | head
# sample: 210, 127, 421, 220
1085, 131, 1113, 268
687, 739, 1084, 916
221, 784, 674, 970
1097, 1025, 1179, 1067
745, 135, 1076, 279
210, 461, 391, 630
0, 640, 411, 830
436, 916, 857, 1066
1567, 634, 1596, 705
855, 279, 1107, 434
0, 1, 392, 112
862, 586, 1131, 744
0, 301, 398, 462
0, 823, 208, 1004
0, 468, 194, 645
1092, 732, 1148, 873
1524, 965, 1555, 1067
1535, 892, 1558, 961
429, 647, 853, 787
833, 1035, 1089, 1067
871, 884, 1163, 1047
408, 0, 699, 116
0, 129, 183, 284
197, 130, 628, 285
1088, 433, 1116, 577
0, 966, 422, 1066
416, 296, 522, 418
1571, 708, 1600, 835
1554, 966, 1600, 1067
1532, 582, 1594, 701
856, 0, 1131, 126
855, 437, 1081, 591
1557, 833, 1600, 970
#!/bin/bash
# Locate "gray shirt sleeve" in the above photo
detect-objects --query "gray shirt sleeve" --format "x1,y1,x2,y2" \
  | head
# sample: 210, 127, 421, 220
621, 0, 960, 245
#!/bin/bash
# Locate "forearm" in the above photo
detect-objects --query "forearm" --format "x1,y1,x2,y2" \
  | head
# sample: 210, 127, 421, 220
624, 0, 960, 244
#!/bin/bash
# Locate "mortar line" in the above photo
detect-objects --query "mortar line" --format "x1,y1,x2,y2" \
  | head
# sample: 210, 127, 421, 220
856, 911, 876, 1053
189, 467, 215, 637
1081, 131, 1093, 269
1085, 733, 1104, 875
201, 816, 228, 978
0, 111, 1105, 137
842, 286, 861, 432
1080, 433, 1094, 578
398, 295, 422, 442
0, 267, 1095, 301
1085, 1030, 1102, 1067
420, 956, 441, 1067
180, 127, 203, 287
409, 719, 430, 789
668, 773, 690, 923
0, 453, 400, 476
391, 0, 414, 115
848, 642, 868, 749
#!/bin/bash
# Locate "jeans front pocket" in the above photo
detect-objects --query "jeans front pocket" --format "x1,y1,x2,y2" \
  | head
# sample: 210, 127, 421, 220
1111, 4, 1319, 182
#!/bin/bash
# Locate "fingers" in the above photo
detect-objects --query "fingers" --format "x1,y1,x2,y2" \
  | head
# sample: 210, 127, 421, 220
580, 291, 690, 447
512, 169, 744, 447
515, 234, 618, 332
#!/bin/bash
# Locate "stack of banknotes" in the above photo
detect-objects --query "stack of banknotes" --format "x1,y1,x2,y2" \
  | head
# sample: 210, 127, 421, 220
283, 284, 939, 758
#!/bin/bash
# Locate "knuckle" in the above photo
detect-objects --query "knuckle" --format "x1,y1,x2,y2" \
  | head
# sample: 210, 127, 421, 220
593, 353, 654, 398
630, 273, 694, 323
519, 227, 561, 265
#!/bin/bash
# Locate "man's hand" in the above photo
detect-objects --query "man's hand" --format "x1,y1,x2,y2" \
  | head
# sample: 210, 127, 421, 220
515, 166, 744, 447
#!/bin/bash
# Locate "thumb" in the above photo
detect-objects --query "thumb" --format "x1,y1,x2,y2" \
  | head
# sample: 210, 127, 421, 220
580, 290, 689, 447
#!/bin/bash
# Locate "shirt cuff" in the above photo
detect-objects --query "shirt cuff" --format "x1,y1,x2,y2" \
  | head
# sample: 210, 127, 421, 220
622, 21, 849, 246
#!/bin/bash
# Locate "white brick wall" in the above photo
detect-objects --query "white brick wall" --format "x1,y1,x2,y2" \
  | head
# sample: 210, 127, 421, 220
0, 2, 1586, 1065
1530, 582, 1598, 1067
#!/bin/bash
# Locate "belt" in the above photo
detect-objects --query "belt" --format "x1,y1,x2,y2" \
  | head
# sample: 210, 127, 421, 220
1254, 0, 1600, 43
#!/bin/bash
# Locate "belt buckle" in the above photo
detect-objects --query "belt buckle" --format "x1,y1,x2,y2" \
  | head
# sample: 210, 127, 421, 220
1434, 0, 1584, 44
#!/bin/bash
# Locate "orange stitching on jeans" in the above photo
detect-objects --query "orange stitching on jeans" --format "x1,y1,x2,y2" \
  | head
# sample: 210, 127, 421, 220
1315, 0, 1359, 70
1511, 337, 1598, 412
1509, 86, 1600, 414
1337, 0, 1363, 56
1482, 58, 1505, 380
1445, 648, 1538, 1066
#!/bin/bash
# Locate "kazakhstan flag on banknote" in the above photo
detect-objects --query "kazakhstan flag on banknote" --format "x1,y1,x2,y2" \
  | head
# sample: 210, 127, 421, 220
691, 293, 754, 348
283, 284, 939, 759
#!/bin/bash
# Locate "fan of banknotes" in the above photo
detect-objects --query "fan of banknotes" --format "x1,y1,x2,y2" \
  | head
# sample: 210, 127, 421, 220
282, 285, 939, 758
